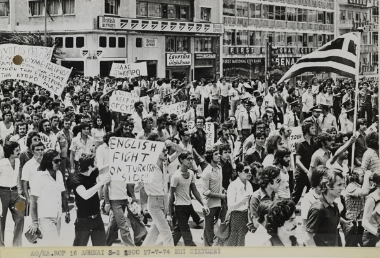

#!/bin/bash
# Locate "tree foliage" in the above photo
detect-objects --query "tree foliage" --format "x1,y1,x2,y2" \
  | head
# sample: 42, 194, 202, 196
0, 31, 64, 63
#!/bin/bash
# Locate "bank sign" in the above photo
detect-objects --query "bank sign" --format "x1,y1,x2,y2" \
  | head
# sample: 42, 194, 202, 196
167, 54, 192, 66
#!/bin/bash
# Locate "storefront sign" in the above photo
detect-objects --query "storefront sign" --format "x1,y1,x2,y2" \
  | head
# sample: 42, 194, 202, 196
194, 59, 214, 67
228, 46, 315, 55
143, 38, 158, 48
98, 16, 224, 34
223, 58, 264, 65
195, 53, 216, 59
273, 57, 300, 67
166, 53, 191, 66
110, 62, 148, 77
348, 0, 367, 5
229, 47, 260, 55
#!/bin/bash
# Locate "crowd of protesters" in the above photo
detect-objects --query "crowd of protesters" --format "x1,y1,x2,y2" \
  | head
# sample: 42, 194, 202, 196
0, 73, 378, 248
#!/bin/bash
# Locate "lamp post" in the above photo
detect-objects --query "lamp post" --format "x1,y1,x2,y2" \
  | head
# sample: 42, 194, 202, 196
44, 0, 47, 46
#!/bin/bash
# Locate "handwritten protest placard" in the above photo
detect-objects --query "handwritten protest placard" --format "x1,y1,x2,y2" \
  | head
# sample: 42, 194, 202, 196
366, 123, 378, 135
110, 62, 147, 78
187, 121, 195, 131
158, 101, 187, 117
288, 126, 304, 152
196, 105, 204, 117
205, 122, 215, 150
0, 44, 71, 97
109, 90, 139, 114
0, 44, 54, 62
109, 137, 165, 183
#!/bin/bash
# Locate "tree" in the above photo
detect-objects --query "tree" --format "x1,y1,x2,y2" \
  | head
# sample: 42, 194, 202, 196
0, 31, 64, 63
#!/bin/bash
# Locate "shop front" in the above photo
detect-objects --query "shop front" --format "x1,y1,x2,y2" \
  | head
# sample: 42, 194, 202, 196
166, 53, 191, 80
194, 53, 216, 80
223, 58, 265, 79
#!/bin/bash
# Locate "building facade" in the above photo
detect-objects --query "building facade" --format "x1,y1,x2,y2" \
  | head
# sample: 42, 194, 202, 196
336, 0, 379, 78
0, 0, 224, 80
221, 0, 335, 83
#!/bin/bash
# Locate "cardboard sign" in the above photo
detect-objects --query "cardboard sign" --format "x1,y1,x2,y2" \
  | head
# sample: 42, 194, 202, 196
187, 121, 195, 131
196, 104, 204, 117
39, 133, 55, 150
366, 123, 378, 135
0, 44, 53, 62
0, 52, 71, 97
110, 62, 148, 78
158, 101, 187, 116
109, 90, 139, 114
109, 137, 165, 183
205, 122, 215, 150
288, 126, 304, 152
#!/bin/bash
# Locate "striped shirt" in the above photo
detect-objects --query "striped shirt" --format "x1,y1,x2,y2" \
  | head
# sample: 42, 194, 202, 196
201, 164, 223, 208
345, 182, 365, 220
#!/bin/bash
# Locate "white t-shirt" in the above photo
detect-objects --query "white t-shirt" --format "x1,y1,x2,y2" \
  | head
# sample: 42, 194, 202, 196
277, 169, 290, 199
170, 169, 195, 206
0, 122, 13, 142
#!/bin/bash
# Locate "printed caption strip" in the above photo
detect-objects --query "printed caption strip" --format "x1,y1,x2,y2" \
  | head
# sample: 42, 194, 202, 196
3, 246, 379, 258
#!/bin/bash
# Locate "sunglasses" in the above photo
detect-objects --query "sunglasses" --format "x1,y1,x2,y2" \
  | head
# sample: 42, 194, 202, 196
52, 159, 61, 164
243, 169, 251, 174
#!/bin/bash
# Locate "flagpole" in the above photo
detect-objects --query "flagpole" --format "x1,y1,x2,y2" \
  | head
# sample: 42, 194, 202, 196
350, 28, 363, 173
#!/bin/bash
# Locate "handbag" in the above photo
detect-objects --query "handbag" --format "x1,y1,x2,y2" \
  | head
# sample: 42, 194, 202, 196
214, 200, 231, 240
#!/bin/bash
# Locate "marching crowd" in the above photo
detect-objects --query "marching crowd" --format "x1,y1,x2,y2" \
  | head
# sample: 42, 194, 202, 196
0, 74, 379, 248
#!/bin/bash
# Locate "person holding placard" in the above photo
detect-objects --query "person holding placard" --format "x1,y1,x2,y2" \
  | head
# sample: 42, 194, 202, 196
131, 101, 148, 136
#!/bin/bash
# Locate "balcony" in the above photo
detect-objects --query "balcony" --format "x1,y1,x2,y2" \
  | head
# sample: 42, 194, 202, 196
236, 17, 249, 27
249, 18, 262, 27
360, 64, 378, 75
338, 19, 353, 29
275, 20, 287, 29
224, 16, 236, 26
287, 21, 297, 30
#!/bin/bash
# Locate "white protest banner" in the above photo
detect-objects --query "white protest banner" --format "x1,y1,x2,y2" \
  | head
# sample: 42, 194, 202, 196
109, 137, 165, 183
158, 101, 187, 116
187, 121, 195, 131
205, 122, 215, 150
0, 44, 54, 62
0, 56, 71, 97
196, 104, 204, 117
288, 126, 304, 152
366, 123, 378, 135
109, 90, 139, 114
109, 62, 147, 78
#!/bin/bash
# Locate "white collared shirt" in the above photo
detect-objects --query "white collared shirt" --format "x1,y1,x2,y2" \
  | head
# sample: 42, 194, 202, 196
227, 177, 253, 211
21, 157, 40, 182
0, 158, 20, 187
95, 143, 109, 179
144, 164, 169, 196
9, 135, 27, 152
30, 170, 65, 218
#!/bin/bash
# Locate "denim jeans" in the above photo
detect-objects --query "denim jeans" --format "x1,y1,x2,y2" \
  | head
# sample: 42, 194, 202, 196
0, 189, 25, 247
73, 213, 106, 246
106, 199, 135, 246
39, 217, 61, 246
204, 206, 221, 246
172, 205, 196, 246
142, 196, 173, 246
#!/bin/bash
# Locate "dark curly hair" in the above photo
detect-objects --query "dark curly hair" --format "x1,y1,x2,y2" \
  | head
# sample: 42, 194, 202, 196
205, 145, 219, 164
78, 154, 95, 173
258, 166, 281, 189
372, 172, 380, 187
273, 148, 291, 165
301, 121, 315, 136
366, 132, 379, 150
266, 135, 282, 154
38, 149, 60, 171
316, 132, 333, 148
349, 168, 364, 184
218, 143, 231, 154
265, 199, 296, 235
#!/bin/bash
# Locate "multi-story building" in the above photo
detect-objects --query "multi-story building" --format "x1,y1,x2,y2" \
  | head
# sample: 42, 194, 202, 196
0, 0, 224, 80
336, 0, 379, 78
222, 0, 335, 83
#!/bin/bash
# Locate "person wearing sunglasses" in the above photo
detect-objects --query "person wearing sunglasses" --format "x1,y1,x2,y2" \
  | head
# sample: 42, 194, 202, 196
29, 150, 70, 246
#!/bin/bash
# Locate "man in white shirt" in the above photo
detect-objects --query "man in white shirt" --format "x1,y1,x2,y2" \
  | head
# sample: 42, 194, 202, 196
284, 101, 300, 128
302, 85, 314, 119
0, 141, 23, 247
318, 104, 338, 132
219, 78, 231, 123
9, 122, 28, 152
132, 101, 148, 135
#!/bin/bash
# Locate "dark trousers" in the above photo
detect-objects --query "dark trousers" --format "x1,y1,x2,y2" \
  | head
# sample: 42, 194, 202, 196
73, 213, 106, 246
360, 106, 373, 126
204, 206, 221, 246
345, 221, 364, 247
190, 204, 201, 224
106, 199, 135, 246
204, 98, 210, 118
362, 230, 378, 247
172, 205, 196, 246
220, 96, 229, 123
0, 189, 24, 247
292, 170, 311, 205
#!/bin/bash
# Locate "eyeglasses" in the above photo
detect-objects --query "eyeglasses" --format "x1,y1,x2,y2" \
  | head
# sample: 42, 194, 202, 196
185, 157, 194, 160
52, 159, 61, 164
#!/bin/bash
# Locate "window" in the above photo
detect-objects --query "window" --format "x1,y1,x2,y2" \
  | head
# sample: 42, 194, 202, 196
287, 33, 296, 46
99, 36, 107, 47
362, 35, 368, 44
317, 11, 325, 23
47, 0, 60, 15
308, 34, 315, 47
298, 8, 307, 22
236, 2, 248, 17
194, 37, 212, 52
167, 4, 176, 19
65, 37, 74, 48
118, 37, 125, 48
347, 11, 353, 21
298, 34, 304, 46
326, 12, 333, 24
166, 37, 176, 52
176, 37, 189, 52
275, 32, 286, 46
105, 0, 119, 15
249, 3, 261, 18
180, 6, 188, 19
148, 2, 161, 18
136, 2, 147, 16
29, 1, 44, 16
249, 31, 255, 45
287, 7, 296, 22
340, 10, 346, 20
363, 13, 367, 22
254, 31, 261, 45
236, 30, 248, 45
55, 37, 63, 48
109, 37, 116, 48
308, 10, 317, 23
223, 29, 235, 46
268, 5, 274, 20
200, 7, 211, 21
0, 2, 9, 17
223, 0, 235, 16
76, 37, 84, 48
62, 0, 75, 14
355, 12, 361, 21
275, 6, 285, 21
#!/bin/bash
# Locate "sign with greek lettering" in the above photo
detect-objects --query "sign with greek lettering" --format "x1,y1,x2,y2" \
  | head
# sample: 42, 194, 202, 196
0, 45, 71, 97
109, 90, 139, 114
166, 54, 191, 66
109, 137, 165, 183
158, 101, 187, 116
288, 126, 304, 152
110, 62, 148, 78
0, 44, 53, 62
143, 38, 158, 47
205, 122, 215, 150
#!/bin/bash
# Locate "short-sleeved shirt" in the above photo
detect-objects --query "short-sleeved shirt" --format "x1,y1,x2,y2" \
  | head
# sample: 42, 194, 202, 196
301, 188, 320, 220
202, 164, 223, 209
361, 148, 380, 174
70, 134, 95, 161
309, 148, 332, 176
345, 182, 365, 220
21, 157, 39, 183
295, 140, 317, 174
171, 169, 195, 206
248, 188, 276, 228
306, 195, 340, 246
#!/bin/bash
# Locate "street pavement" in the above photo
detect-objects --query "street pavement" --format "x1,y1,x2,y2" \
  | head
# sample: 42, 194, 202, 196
2, 178, 306, 247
